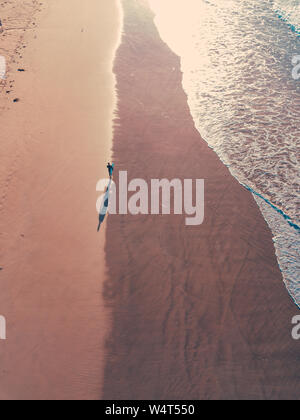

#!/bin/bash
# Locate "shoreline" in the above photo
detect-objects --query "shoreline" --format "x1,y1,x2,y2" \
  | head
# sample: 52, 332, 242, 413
103, 0, 300, 400
148, 0, 300, 310
0, 0, 121, 400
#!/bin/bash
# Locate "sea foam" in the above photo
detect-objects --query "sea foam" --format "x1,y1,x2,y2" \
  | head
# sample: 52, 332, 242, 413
149, 0, 300, 307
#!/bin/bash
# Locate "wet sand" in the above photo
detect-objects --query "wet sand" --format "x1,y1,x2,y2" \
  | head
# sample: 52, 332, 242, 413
102, 0, 300, 400
0, 0, 121, 400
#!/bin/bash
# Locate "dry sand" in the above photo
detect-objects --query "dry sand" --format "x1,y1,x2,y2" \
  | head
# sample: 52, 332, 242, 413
102, 0, 300, 400
0, 0, 121, 400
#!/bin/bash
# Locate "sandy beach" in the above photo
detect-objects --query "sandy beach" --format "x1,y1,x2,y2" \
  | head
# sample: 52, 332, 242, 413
102, 0, 300, 400
0, 0, 299, 401
0, 0, 121, 400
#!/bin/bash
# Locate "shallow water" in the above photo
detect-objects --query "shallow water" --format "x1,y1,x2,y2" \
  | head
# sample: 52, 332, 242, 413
149, 0, 300, 306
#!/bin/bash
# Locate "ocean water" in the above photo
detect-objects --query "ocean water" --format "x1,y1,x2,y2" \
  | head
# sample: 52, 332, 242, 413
148, 0, 300, 307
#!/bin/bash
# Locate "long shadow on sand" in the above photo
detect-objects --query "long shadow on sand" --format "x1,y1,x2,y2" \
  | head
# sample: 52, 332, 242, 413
101, 0, 300, 400
97, 180, 112, 232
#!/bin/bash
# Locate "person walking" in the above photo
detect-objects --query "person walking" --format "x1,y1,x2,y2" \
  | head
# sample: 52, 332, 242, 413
107, 162, 114, 179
